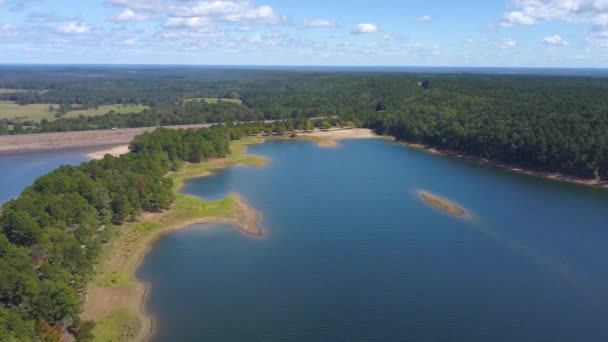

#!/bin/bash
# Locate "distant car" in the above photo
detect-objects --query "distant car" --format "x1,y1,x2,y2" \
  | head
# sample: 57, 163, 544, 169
111, 127, 118, 130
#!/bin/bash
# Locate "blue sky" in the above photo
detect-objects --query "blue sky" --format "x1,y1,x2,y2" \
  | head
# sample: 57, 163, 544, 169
1, 0, 608, 66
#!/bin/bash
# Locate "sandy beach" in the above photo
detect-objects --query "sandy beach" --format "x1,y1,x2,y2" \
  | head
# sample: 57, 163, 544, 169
290, 128, 385, 147
87, 145, 130, 159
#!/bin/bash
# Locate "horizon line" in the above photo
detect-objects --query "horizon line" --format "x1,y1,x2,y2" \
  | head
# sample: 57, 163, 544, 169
0, 63, 607, 70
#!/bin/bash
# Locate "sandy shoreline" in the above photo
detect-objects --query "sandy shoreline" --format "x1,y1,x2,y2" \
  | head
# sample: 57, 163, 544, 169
81, 138, 268, 342
288, 128, 385, 147
87, 145, 130, 159
404, 142, 608, 189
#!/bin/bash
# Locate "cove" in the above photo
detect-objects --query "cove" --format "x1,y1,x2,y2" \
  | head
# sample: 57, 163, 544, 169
0, 148, 99, 204
137, 139, 608, 342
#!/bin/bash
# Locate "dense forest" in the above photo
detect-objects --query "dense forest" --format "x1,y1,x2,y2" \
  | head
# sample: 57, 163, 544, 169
1, 66, 608, 179
0, 125, 241, 340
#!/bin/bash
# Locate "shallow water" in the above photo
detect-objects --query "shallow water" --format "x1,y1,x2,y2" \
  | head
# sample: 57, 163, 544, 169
138, 138, 606, 341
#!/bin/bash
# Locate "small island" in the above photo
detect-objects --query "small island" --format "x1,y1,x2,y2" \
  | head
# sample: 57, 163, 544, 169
418, 190, 466, 217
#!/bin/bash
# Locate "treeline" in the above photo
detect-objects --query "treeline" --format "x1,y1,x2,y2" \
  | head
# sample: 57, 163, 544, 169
2, 66, 608, 178
0, 125, 235, 341
362, 77, 608, 179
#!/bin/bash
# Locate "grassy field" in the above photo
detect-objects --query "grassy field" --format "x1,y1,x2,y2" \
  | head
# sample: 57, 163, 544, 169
0, 102, 148, 122
185, 97, 243, 105
0, 101, 54, 121
85, 137, 267, 342
64, 104, 149, 118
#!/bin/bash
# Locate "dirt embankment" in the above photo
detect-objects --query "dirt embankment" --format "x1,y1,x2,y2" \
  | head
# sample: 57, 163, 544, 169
0, 124, 215, 155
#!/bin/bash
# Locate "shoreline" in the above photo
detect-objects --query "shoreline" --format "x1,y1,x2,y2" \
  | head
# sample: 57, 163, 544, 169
54, 129, 608, 339
82, 130, 379, 341
81, 137, 268, 342
285, 128, 386, 148
402, 141, 608, 189
87, 145, 130, 159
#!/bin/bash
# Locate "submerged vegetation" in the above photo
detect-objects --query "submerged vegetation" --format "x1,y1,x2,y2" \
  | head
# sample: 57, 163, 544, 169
0, 124, 267, 341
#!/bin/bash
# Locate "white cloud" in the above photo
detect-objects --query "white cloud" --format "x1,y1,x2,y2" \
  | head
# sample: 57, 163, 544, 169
170, 1, 244, 17
0, 23, 20, 37
248, 33, 263, 43
502, 11, 537, 26
587, 25, 608, 45
303, 19, 335, 28
0, 0, 38, 11
351, 23, 378, 34
223, 5, 285, 24
417, 15, 432, 22
543, 34, 569, 46
502, 0, 608, 26
165, 16, 214, 30
55, 22, 91, 35
499, 37, 517, 48
108, 1, 285, 24
501, 0, 608, 46
111, 8, 149, 22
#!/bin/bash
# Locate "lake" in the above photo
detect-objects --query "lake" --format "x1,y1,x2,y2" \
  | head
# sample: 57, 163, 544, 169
136, 139, 608, 342
0, 148, 97, 204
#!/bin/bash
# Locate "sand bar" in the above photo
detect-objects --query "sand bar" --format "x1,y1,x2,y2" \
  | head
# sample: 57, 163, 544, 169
418, 190, 467, 217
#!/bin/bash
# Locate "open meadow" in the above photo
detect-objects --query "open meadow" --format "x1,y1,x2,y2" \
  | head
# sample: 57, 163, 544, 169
0, 102, 148, 122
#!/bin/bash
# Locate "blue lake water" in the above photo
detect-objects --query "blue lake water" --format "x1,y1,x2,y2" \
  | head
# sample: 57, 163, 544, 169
0, 149, 96, 204
137, 139, 608, 342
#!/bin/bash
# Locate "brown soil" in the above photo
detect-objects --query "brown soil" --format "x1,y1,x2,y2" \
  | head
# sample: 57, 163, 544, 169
0, 124, 215, 154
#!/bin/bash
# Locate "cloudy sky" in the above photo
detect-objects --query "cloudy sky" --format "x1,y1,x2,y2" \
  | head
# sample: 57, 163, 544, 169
1, 0, 608, 66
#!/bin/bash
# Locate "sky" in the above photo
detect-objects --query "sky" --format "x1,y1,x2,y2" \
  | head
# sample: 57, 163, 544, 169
1, 0, 608, 67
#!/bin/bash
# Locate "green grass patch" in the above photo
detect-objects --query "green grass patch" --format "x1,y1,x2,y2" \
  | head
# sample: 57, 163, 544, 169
185, 97, 243, 105
88, 308, 141, 342
0, 102, 149, 122
0, 101, 54, 121
85, 137, 268, 342
64, 104, 149, 118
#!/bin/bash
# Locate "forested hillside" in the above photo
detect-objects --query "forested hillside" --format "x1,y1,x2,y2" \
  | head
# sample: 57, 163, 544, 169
0, 126, 234, 340
1, 66, 608, 179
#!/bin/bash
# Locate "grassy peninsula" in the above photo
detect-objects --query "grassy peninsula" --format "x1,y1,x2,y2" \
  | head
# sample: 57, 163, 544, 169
0, 124, 271, 341
81, 137, 268, 342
